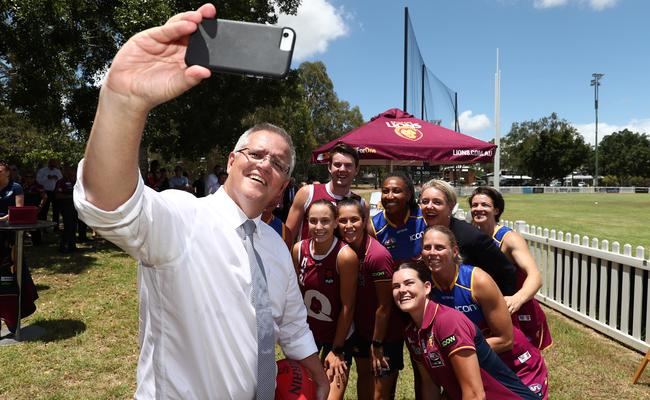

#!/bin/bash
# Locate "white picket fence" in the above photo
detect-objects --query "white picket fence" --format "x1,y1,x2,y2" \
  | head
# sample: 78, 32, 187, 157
501, 219, 650, 353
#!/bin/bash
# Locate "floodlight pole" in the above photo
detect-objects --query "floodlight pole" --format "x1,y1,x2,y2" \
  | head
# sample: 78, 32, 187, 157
591, 73, 604, 187
403, 7, 409, 112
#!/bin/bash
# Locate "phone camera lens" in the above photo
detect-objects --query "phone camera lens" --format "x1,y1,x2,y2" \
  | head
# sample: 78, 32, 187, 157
283, 32, 289, 38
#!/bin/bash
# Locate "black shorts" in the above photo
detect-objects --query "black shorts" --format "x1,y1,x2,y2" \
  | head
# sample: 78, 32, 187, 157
316, 336, 354, 365
350, 333, 405, 373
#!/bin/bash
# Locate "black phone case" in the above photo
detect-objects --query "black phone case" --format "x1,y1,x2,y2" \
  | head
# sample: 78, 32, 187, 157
185, 19, 295, 79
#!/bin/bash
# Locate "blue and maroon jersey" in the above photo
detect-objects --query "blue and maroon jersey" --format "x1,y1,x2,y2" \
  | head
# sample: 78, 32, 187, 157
352, 235, 403, 341
264, 214, 288, 243
297, 237, 348, 343
494, 225, 553, 351
371, 207, 426, 265
431, 263, 548, 399
405, 301, 538, 400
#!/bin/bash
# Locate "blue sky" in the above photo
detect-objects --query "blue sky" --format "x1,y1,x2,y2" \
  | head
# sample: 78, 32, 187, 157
278, 0, 649, 145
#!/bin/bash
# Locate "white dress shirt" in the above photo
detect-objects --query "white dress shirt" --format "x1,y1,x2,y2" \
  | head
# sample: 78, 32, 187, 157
206, 173, 220, 194
74, 159, 316, 399
36, 166, 62, 191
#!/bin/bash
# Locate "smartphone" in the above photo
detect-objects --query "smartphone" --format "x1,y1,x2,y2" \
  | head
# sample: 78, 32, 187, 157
185, 18, 296, 79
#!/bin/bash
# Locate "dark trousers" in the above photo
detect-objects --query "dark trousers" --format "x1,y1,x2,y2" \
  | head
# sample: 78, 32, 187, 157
39, 191, 60, 225
59, 201, 77, 250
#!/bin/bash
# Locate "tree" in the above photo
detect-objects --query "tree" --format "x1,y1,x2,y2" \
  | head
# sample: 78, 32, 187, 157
0, 0, 302, 158
244, 62, 364, 181
0, 105, 84, 168
502, 113, 590, 184
298, 62, 363, 144
599, 129, 650, 185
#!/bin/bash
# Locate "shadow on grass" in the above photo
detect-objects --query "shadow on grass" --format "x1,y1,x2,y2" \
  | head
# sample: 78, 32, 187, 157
26, 319, 87, 342
35, 284, 50, 291
24, 236, 125, 275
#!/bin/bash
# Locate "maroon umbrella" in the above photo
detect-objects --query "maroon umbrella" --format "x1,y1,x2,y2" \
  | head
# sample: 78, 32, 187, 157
312, 108, 496, 165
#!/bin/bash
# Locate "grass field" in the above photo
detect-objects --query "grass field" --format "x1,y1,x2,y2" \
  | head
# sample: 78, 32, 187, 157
478, 193, 650, 252
358, 187, 650, 253
1, 227, 650, 399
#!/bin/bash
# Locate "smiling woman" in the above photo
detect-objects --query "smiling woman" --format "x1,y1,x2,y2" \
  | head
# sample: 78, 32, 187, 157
291, 199, 359, 400
370, 171, 426, 265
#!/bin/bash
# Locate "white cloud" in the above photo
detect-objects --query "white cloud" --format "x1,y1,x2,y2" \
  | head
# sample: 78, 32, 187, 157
573, 118, 650, 145
534, 0, 569, 8
533, 0, 618, 10
458, 110, 491, 133
277, 0, 350, 61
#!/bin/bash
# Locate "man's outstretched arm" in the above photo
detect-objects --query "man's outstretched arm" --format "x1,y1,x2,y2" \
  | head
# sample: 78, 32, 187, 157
83, 4, 215, 211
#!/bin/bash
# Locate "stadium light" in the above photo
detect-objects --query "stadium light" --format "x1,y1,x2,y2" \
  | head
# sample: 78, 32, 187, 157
591, 73, 604, 187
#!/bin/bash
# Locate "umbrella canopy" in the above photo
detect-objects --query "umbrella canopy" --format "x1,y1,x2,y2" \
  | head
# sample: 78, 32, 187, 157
311, 108, 496, 165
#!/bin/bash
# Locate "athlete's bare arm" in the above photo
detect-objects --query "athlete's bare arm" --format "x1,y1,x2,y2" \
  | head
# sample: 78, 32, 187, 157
502, 231, 542, 314
472, 268, 514, 353
285, 185, 310, 244
449, 349, 485, 400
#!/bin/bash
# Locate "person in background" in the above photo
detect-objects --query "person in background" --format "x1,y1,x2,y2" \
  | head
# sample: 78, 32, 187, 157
9, 165, 21, 184
192, 170, 206, 197
205, 164, 223, 194
0, 161, 24, 222
36, 158, 62, 229
418, 179, 517, 296
337, 197, 401, 400
156, 168, 170, 191
262, 192, 291, 249
169, 166, 192, 191
469, 186, 552, 350
286, 143, 365, 244
292, 199, 358, 400
21, 171, 47, 245
277, 177, 297, 222
0, 161, 38, 335
423, 225, 548, 399
217, 171, 228, 187
56, 166, 88, 252
393, 261, 539, 400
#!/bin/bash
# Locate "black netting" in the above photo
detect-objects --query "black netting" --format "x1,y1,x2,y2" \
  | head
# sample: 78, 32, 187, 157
405, 10, 458, 131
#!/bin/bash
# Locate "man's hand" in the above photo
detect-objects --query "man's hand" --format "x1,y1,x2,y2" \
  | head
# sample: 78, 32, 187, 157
103, 3, 215, 114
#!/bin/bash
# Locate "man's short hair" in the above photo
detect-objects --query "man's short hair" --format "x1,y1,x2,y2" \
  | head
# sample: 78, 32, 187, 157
329, 143, 359, 167
233, 123, 296, 176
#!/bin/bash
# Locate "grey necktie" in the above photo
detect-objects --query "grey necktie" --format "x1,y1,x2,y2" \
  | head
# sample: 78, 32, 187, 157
241, 220, 276, 400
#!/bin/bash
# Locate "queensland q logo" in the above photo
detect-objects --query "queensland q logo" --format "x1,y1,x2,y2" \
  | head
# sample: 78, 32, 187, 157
394, 125, 423, 141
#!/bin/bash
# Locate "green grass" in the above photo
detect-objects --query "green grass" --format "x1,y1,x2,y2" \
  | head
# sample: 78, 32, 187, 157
357, 186, 650, 252
487, 193, 650, 252
1, 230, 650, 399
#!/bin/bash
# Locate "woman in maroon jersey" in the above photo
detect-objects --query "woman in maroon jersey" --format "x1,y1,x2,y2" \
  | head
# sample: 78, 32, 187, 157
337, 197, 402, 400
469, 186, 552, 350
292, 199, 359, 400
393, 261, 539, 400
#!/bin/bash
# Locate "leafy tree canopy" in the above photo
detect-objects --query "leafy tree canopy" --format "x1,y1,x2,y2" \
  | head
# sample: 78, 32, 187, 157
599, 129, 650, 184
502, 113, 590, 184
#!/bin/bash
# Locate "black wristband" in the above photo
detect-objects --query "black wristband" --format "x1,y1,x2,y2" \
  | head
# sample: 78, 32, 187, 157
332, 346, 346, 356
371, 340, 384, 348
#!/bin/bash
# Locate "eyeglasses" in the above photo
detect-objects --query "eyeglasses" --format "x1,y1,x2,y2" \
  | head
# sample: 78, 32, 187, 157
236, 148, 290, 176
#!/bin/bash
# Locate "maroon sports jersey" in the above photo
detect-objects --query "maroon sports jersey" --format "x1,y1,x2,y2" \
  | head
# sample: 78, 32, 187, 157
352, 235, 399, 340
405, 301, 533, 400
297, 237, 348, 343
299, 183, 362, 241
514, 268, 553, 351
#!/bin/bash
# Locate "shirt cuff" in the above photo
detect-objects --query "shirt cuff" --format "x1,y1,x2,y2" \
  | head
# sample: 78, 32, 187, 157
73, 158, 145, 229
280, 330, 318, 361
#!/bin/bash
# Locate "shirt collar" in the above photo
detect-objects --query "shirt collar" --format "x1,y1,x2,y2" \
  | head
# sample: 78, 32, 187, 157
213, 188, 262, 238
420, 300, 440, 330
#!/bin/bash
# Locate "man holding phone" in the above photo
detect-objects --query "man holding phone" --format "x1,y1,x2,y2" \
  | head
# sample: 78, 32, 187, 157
73, 4, 328, 399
